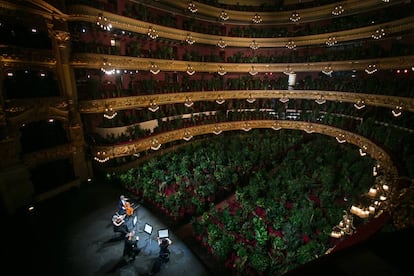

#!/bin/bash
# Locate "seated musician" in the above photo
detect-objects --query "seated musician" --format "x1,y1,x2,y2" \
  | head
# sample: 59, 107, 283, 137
118, 195, 127, 215
112, 213, 129, 236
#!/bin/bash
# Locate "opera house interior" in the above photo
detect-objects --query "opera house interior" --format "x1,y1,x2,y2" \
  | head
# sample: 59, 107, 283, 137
0, 0, 414, 275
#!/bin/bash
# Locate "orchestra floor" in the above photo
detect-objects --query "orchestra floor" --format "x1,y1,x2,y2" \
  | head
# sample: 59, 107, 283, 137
2, 178, 210, 276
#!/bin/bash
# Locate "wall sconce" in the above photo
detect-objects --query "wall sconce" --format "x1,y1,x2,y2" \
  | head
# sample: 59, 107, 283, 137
315, 95, 326, 105
150, 63, 160, 74
279, 95, 289, 103
216, 95, 225, 105
372, 28, 385, 40
242, 122, 252, 132
392, 105, 402, 117
326, 36, 337, 47
183, 130, 193, 141
330, 210, 356, 238
322, 65, 333, 76
354, 99, 366, 110
185, 33, 195, 45
186, 64, 195, 75
252, 13, 262, 23
286, 40, 296, 49
272, 122, 282, 131
213, 125, 222, 135
150, 138, 161, 150
96, 13, 112, 31
336, 133, 346, 143
289, 11, 300, 22
104, 105, 117, 119
332, 5, 344, 16
350, 205, 370, 219
218, 65, 227, 76
148, 100, 159, 112
359, 145, 368, 156
94, 151, 109, 163
217, 38, 227, 48
220, 10, 229, 21
147, 26, 158, 39
365, 64, 378, 74
184, 96, 194, 107
188, 1, 198, 13
249, 66, 258, 76
246, 94, 256, 103
249, 40, 259, 50
304, 124, 314, 134
101, 60, 115, 75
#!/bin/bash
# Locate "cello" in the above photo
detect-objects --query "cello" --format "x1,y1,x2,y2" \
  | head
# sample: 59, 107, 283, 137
124, 201, 135, 216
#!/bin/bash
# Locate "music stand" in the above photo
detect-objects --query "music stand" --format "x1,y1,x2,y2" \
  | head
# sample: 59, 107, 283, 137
144, 223, 153, 245
158, 229, 169, 239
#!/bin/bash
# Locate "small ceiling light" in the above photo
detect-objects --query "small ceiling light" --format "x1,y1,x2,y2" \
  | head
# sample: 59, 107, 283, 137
332, 5, 344, 16
304, 124, 314, 134
249, 40, 259, 50
104, 105, 117, 119
249, 66, 258, 76
151, 138, 161, 150
148, 100, 159, 112
252, 13, 262, 24
354, 100, 366, 110
289, 11, 300, 22
326, 36, 337, 47
322, 65, 333, 76
185, 33, 195, 45
183, 130, 193, 141
218, 65, 227, 76
365, 64, 378, 74
392, 105, 402, 117
96, 13, 112, 31
216, 95, 225, 105
188, 1, 198, 13
94, 151, 110, 163
336, 133, 346, 143
315, 95, 326, 105
217, 38, 227, 48
184, 96, 194, 107
372, 28, 385, 40
213, 125, 222, 135
272, 122, 282, 131
186, 64, 195, 75
150, 63, 160, 74
286, 40, 296, 50
101, 60, 115, 75
246, 94, 256, 103
147, 26, 158, 39
220, 10, 229, 21
242, 122, 252, 132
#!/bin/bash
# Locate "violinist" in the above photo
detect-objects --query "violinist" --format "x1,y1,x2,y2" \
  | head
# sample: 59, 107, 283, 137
112, 214, 129, 236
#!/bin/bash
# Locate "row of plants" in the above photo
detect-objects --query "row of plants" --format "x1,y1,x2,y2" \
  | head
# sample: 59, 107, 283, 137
115, 130, 304, 220
191, 135, 376, 275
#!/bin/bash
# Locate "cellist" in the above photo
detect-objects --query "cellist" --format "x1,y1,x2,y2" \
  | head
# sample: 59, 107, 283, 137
118, 195, 128, 215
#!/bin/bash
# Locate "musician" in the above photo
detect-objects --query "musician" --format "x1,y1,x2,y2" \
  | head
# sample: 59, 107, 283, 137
150, 237, 172, 274
112, 214, 129, 236
123, 230, 140, 262
118, 195, 127, 215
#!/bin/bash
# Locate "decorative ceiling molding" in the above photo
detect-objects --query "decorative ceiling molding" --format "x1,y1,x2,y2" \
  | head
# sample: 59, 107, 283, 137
66, 5, 414, 48
77, 90, 414, 114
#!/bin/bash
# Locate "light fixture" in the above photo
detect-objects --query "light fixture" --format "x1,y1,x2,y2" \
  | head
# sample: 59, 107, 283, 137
94, 151, 109, 163
249, 40, 259, 50
304, 124, 314, 134
148, 100, 159, 112
350, 205, 370, 219
365, 64, 378, 74
150, 138, 161, 150
104, 105, 117, 119
289, 11, 300, 22
185, 33, 195, 45
101, 60, 115, 75
213, 125, 222, 135
336, 133, 346, 143
184, 96, 194, 107
286, 40, 296, 49
252, 13, 262, 24
216, 95, 225, 105
272, 122, 282, 130
217, 38, 227, 48
382, 0, 389, 2
249, 66, 258, 76
322, 65, 333, 76
246, 94, 256, 103
359, 145, 368, 156
372, 28, 385, 40
332, 5, 344, 16
392, 105, 402, 117
96, 13, 112, 31
220, 10, 229, 21
354, 99, 366, 109
279, 95, 289, 103
218, 65, 227, 76
188, 1, 197, 13
183, 130, 193, 141
186, 64, 195, 75
326, 36, 337, 47
283, 66, 295, 75
330, 210, 356, 238
150, 63, 160, 74
147, 26, 158, 39
315, 95, 326, 105
242, 122, 252, 132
